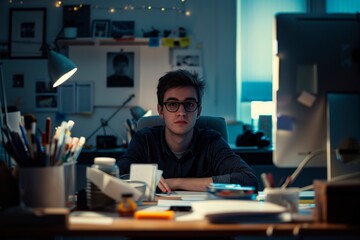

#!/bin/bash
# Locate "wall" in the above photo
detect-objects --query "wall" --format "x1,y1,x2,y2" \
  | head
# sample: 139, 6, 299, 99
0, 0, 238, 147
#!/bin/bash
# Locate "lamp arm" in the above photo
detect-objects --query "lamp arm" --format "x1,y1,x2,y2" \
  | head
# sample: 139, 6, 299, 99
86, 94, 135, 142
0, 62, 12, 167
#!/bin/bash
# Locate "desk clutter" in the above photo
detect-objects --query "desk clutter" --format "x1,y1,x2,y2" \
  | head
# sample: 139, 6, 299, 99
0, 116, 85, 209
2, 115, 85, 167
314, 180, 360, 224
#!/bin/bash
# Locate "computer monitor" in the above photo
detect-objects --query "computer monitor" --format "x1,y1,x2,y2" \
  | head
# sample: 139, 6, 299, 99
273, 13, 360, 168
327, 93, 360, 180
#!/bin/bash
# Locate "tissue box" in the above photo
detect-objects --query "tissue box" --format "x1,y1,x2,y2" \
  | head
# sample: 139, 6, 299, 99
314, 180, 360, 223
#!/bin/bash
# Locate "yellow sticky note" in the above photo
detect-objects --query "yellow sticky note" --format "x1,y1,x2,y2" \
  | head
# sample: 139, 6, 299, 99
162, 38, 175, 47
179, 37, 191, 48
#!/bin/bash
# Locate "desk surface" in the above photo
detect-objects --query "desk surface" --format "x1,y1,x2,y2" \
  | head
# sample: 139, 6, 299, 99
1, 217, 359, 238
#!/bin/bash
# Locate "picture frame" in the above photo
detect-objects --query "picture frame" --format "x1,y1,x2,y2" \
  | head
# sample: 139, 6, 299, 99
111, 21, 135, 38
106, 51, 135, 88
35, 81, 58, 111
9, 8, 46, 59
171, 49, 203, 76
92, 20, 110, 38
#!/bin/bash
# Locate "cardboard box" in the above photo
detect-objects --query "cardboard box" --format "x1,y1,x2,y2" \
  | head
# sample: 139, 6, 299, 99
314, 180, 360, 223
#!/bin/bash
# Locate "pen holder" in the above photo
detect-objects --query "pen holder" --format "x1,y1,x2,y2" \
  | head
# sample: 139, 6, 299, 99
18, 162, 76, 208
264, 187, 300, 213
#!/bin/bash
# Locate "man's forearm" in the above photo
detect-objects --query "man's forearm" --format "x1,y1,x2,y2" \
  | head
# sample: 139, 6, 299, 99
165, 177, 213, 191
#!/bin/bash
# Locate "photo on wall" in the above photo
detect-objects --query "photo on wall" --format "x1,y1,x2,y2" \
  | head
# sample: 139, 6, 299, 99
106, 52, 134, 88
171, 49, 203, 77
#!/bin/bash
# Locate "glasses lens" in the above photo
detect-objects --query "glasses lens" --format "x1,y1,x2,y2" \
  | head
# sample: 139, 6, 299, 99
165, 102, 179, 112
164, 101, 198, 112
184, 102, 197, 112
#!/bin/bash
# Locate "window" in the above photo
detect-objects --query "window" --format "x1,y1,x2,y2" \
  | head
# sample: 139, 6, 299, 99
236, 0, 306, 125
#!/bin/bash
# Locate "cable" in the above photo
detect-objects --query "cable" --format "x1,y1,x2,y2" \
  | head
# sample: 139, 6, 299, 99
281, 149, 325, 189
301, 171, 360, 191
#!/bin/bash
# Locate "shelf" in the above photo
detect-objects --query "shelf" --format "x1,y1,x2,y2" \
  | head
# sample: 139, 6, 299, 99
57, 37, 150, 48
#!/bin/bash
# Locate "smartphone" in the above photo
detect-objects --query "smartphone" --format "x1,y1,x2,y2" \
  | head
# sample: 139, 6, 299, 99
169, 206, 192, 212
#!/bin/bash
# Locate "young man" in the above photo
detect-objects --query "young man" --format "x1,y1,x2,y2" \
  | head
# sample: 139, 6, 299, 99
119, 69, 258, 192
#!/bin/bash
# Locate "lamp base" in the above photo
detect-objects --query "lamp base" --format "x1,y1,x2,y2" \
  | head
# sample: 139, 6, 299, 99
96, 135, 117, 149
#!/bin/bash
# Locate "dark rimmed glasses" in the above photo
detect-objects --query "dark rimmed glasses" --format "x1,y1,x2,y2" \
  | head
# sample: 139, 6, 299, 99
163, 101, 200, 112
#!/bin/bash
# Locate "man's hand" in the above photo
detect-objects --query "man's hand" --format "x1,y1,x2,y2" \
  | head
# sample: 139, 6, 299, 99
158, 177, 172, 193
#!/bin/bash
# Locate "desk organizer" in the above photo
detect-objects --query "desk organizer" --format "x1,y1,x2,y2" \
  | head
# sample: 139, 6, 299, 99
314, 180, 360, 223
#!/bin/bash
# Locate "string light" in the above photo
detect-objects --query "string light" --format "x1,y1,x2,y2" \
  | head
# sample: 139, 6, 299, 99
55, 1, 62, 8
7, 0, 191, 16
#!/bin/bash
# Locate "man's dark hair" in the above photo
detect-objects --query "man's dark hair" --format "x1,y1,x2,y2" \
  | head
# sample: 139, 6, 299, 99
113, 54, 129, 66
157, 69, 205, 106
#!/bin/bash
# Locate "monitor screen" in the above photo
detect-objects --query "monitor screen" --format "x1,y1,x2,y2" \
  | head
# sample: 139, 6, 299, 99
274, 13, 360, 168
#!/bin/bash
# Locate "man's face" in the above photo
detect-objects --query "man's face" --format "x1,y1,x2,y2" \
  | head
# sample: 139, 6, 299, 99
114, 61, 128, 75
158, 86, 201, 136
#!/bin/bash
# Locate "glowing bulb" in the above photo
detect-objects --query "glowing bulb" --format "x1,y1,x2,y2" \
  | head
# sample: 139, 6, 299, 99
109, 8, 115, 13
55, 1, 62, 7
181, 0, 186, 2
185, 10, 191, 16
148, 6, 152, 10
161, 7, 165, 11
73, 6, 78, 11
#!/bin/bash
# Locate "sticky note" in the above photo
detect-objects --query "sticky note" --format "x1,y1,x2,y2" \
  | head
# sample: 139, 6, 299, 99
297, 91, 317, 107
162, 38, 175, 47
277, 115, 293, 131
148, 37, 160, 47
179, 37, 191, 48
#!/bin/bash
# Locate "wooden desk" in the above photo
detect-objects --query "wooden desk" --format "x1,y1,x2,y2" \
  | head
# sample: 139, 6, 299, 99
1, 214, 359, 238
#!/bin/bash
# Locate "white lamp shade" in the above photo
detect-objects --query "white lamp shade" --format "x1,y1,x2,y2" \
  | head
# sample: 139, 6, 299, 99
48, 50, 77, 87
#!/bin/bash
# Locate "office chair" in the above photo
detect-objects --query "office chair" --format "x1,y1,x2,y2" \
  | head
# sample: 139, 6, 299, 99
135, 115, 228, 142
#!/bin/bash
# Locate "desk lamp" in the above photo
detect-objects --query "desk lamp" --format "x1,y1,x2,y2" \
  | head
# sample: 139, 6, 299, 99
48, 50, 77, 87
0, 51, 76, 168
130, 106, 152, 121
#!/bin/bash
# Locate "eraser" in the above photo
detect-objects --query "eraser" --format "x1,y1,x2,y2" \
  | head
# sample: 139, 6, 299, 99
134, 210, 174, 220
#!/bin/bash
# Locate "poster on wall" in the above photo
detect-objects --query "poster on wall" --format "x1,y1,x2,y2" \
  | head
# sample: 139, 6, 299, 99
171, 49, 203, 77
9, 8, 46, 58
106, 51, 135, 88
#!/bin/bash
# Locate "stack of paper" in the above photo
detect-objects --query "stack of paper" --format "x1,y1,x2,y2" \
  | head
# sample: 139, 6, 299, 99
130, 164, 162, 201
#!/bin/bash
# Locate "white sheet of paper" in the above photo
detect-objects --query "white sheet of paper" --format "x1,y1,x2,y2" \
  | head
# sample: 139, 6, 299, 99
70, 211, 114, 225
156, 191, 208, 200
130, 164, 159, 201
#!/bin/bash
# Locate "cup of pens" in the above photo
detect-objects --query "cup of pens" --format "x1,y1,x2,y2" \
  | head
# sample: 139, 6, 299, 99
2, 115, 86, 208
264, 187, 300, 213
18, 165, 66, 208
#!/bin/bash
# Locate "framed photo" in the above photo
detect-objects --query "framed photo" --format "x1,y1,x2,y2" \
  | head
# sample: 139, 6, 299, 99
35, 81, 58, 111
92, 20, 110, 38
111, 21, 135, 38
106, 52, 135, 88
9, 8, 46, 59
171, 49, 203, 76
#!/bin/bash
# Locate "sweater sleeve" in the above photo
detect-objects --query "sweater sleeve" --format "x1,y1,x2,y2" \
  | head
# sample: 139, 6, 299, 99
209, 135, 259, 190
